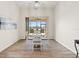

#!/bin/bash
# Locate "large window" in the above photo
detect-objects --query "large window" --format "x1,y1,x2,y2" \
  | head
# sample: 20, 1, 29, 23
25, 17, 47, 36
29, 20, 47, 35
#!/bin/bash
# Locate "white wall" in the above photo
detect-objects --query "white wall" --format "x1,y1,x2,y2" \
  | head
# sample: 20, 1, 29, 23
19, 7, 54, 39
55, 2, 79, 53
0, 1, 19, 52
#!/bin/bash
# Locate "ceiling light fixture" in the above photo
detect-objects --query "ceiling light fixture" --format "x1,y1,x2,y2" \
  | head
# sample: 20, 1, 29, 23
34, 1, 39, 7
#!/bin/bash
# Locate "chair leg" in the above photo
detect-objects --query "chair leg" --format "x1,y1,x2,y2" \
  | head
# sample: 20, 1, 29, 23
74, 42, 78, 58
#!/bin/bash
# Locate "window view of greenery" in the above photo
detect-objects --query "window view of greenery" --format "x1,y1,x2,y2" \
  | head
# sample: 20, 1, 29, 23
29, 21, 47, 34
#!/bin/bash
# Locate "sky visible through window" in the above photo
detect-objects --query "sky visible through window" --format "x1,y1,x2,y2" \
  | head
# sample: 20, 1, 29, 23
29, 21, 46, 27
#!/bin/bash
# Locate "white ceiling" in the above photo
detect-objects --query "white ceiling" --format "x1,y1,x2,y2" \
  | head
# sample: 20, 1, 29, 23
16, 1, 57, 8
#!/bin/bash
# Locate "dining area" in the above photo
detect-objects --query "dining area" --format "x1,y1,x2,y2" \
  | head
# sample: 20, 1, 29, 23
26, 34, 49, 51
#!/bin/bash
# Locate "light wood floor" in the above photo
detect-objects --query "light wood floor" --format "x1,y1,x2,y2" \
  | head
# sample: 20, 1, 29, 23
0, 39, 76, 58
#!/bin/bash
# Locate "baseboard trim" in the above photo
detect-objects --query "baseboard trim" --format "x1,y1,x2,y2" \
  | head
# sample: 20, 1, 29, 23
0, 39, 20, 53
55, 40, 76, 54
